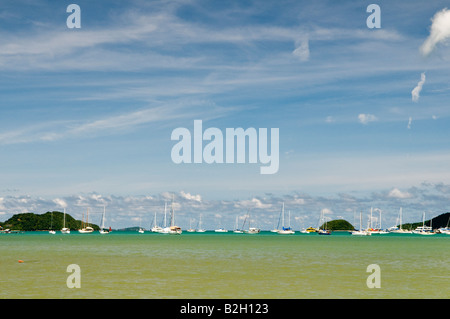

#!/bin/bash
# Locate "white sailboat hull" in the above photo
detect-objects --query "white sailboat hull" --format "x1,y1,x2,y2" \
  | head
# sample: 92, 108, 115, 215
79, 227, 94, 233
161, 226, 182, 234
413, 231, 436, 235
351, 230, 371, 236
215, 229, 228, 232
389, 229, 412, 234
278, 229, 295, 234
245, 227, 260, 234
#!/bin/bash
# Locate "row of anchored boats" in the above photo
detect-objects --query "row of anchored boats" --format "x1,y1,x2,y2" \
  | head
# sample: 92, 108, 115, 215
47, 207, 111, 235
350, 209, 450, 236
44, 201, 449, 237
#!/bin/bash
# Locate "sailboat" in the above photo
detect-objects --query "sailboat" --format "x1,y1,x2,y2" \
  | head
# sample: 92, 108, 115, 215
196, 214, 206, 232
78, 208, 94, 233
61, 208, 70, 234
244, 211, 260, 234
161, 196, 182, 234
278, 203, 295, 234
351, 211, 371, 236
49, 211, 56, 234
187, 218, 196, 232
159, 202, 170, 234
151, 211, 163, 232
214, 227, 228, 232
214, 217, 228, 232
271, 208, 281, 232
138, 216, 145, 233
368, 208, 388, 234
413, 212, 436, 235
233, 215, 243, 233
388, 207, 412, 234
99, 206, 110, 234
438, 216, 450, 234
318, 209, 331, 235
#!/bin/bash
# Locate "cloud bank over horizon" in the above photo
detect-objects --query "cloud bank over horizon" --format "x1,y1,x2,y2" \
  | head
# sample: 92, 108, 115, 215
1, 182, 449, 230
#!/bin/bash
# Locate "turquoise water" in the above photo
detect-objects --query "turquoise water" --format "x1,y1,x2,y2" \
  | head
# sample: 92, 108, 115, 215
1, 231, 449, 299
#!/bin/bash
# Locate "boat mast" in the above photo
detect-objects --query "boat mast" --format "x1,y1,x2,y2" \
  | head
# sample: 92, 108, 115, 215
359, 211, 362, 231
163, 201, 167, 228
101, 206, 106, 230
379, 209, 382, 230
171, 194, 175, 227
370, 207, 373, 229
288, 210, 291, 229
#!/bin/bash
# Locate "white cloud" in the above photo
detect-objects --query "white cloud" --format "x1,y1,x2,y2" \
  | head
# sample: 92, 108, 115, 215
292, 198, 305, 205
407, 117, 412, 129
411, 72, 426, 102
53, 198, 68, 208
235, 198, 272, 209
292, 38, 310, 62
388, 188, 412, 199
358, 113, 377, 124
420, 8, 450, 56
325, 116, 335, 123
180, 191, 202, 202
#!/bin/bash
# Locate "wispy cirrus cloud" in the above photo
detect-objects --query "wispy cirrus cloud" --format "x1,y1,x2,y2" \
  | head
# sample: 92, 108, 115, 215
0, 100, 232, 145
292, 38, 310, 62
0, 3, 405, 73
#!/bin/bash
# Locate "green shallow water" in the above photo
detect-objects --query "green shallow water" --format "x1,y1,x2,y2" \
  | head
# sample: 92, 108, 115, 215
1, 231, 449, 299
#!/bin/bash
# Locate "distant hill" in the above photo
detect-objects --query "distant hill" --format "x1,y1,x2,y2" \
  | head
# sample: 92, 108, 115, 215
0, 211, 99, 231
319, 219, 355, 231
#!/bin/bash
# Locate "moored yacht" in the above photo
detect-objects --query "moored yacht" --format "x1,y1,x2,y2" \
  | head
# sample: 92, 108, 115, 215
79, 208, 94, 233
61, 208, 71, 234
351, 211, 371, 236
277, 204, 295, 235
412, 212, 436, 235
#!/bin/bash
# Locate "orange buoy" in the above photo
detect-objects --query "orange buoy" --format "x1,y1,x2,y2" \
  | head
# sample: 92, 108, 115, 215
18, 260, 24, 263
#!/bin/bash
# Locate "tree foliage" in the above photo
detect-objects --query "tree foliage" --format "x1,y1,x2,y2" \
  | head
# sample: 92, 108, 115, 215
319, 219, 355, 231
0, 211, 99, 231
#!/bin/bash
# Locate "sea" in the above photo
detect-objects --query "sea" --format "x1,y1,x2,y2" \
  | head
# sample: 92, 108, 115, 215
1, 231, 448, 299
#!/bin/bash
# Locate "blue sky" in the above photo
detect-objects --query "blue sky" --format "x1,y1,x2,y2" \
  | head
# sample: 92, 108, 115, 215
1, 0, 450, 229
